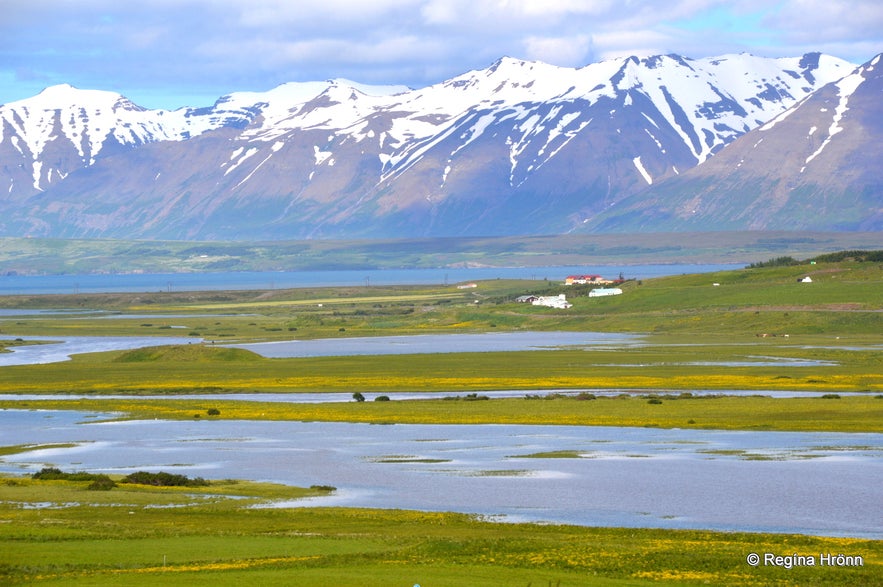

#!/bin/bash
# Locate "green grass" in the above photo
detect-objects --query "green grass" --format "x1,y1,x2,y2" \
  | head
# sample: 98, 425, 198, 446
512, 450, 584, 458
0, 334, 877, 398
1, 259, 881, 341
1, 475, 879, 586
4, 394, 880, 432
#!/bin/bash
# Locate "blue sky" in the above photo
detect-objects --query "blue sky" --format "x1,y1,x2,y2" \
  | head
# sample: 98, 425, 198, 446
2, 0, 881, 109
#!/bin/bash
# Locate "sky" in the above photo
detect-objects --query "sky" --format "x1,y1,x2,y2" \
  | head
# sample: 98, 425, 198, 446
2, 0, 881, 110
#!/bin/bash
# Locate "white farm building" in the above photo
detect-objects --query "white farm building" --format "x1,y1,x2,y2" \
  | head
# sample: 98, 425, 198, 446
531, 294, 573, 309
588, 287, 623, 298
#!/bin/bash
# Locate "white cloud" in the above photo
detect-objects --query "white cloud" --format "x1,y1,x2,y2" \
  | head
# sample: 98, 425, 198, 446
1, 0, 880, 109
234, 0, 423, 27
523, 35, 593, 66
767, 0, 883, 42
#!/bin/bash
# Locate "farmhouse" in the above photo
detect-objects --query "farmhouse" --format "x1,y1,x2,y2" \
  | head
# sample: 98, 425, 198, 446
565, 274, 612, 285
588, 287, 623, 297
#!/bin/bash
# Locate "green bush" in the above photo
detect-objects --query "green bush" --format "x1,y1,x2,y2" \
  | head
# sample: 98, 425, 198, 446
87, 475, 117, 491
747, 256, 801, 268
33, 468, 117, 490
463, 393, 489, 401
32, 467, 65, 480
310, 485, 336, 492
122, 471, 209, 487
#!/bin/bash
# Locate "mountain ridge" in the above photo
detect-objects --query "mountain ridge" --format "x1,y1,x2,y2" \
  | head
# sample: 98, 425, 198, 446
1, 51, 875, 240
584, 54, 883, 232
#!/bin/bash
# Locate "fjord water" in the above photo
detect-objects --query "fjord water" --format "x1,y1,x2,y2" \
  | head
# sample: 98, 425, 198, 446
0, 264, 739, 294
1, 410, 880, 538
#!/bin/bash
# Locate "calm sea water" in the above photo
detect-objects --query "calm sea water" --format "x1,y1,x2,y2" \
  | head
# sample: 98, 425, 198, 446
0, 264, 740, 295
1, 410, 880, 538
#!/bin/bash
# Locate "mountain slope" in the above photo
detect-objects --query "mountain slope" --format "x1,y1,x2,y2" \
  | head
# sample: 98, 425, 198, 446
585, 54, 883, 232
0, 53, 862, 239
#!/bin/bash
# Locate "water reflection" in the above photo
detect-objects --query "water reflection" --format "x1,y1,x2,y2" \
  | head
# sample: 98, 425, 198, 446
0, 335, 200, 366
1, 409, 880, 538
229, 331, 643, 357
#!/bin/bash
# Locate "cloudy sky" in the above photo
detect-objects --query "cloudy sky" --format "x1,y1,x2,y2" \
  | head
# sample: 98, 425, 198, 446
3, 0, 881, 109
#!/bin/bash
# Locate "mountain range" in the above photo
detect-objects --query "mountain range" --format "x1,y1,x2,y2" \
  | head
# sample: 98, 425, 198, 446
0, 51, 879, 240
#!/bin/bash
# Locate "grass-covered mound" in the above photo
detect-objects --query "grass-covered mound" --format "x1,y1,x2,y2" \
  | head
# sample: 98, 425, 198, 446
113, 344, 263, 363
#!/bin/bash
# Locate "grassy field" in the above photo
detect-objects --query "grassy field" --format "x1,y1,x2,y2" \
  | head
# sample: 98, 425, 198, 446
3, 394, 881, 432
1, 475, 880, 586
0, 336, 879, 395
1, 257, 881, 340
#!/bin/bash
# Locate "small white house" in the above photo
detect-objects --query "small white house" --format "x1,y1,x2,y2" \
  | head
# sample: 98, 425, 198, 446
531, 294, 572, 309
515, 295, 539, 303
588, 287, 623, 297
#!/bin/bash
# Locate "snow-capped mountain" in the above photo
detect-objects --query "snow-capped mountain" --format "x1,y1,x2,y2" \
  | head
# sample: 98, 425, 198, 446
0, 52, 869, 239
586, 54, 883, 232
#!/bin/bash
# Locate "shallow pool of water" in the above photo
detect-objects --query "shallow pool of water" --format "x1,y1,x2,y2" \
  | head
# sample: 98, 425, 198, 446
1, 409, 879, 538
0, 335, 201, 366
229, 331, 644, 357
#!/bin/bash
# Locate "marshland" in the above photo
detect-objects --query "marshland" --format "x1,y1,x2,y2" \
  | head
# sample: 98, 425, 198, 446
1, 252, 881, 585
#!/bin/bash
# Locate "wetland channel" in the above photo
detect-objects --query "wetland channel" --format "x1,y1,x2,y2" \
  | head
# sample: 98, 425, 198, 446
1, 323, 878, 539
1, 409, 881, 539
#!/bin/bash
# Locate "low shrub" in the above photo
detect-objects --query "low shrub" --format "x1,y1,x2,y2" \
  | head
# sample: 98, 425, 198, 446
463, 393, 489, 401
121, 471, 209, 487
310, 485, 336, 492
31, 467, 65, 480
32, 468, 116, 490
87, 475, 116, 491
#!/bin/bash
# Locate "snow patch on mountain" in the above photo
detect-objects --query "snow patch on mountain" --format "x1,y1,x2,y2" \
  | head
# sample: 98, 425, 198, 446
633, 157, 653, 185
314, 144, 333, 165
802, 68, 866, 169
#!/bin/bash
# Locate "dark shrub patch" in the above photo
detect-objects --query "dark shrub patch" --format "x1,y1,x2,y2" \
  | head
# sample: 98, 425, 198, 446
87, 475, 116, 491
122, 471, 209, 487
32, 467, 65, 480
